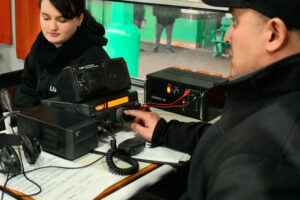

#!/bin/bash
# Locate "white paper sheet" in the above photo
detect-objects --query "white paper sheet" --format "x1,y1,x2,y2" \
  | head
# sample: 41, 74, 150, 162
0, 151, 124, 200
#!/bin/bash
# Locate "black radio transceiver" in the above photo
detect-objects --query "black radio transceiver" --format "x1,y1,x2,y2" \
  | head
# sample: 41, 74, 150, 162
42, 90, 140, 124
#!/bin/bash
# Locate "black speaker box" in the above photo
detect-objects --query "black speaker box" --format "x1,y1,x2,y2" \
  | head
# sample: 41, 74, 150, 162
56, 57, 131, 103
17, 105, 98, 160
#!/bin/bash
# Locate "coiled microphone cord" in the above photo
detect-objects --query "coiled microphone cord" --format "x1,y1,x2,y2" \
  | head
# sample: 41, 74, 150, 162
106, 139, 139, 175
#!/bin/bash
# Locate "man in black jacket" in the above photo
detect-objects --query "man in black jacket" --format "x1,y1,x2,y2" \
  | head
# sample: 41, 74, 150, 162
126, 0, 300, 199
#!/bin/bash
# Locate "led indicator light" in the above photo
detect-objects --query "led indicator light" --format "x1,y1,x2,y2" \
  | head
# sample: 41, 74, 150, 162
167, 86, 172, 94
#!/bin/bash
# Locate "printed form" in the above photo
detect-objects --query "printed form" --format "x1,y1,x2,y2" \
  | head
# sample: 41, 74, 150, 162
0, 151, 124, 200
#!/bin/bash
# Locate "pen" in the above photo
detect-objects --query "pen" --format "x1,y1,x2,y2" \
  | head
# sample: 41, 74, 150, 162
0, 185, 35, 200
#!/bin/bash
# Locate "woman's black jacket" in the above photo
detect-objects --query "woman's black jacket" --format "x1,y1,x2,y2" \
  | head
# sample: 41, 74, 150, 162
14, 25, 110, 110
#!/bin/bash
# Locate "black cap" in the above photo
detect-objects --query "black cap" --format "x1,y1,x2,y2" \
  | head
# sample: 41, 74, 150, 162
203, 0, 300, 29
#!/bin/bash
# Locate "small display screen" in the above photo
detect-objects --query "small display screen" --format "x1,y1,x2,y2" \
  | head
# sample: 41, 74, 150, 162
108, 96, 129, 108
95, 96, 129, 111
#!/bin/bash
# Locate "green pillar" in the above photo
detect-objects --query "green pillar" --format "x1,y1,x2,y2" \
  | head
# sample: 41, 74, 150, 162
104, 2, 140, 77
86, 1, 103, 24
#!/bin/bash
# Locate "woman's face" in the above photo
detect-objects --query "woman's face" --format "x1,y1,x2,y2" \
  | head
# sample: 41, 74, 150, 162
40, 0, 83, 47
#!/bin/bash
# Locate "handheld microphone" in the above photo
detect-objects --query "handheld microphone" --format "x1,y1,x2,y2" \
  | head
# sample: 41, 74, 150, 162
0, 89, 18, 130
0, 88, 14, 113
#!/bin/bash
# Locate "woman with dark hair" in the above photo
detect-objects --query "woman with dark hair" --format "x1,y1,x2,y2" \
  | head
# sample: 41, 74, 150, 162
14, 0, 110, 110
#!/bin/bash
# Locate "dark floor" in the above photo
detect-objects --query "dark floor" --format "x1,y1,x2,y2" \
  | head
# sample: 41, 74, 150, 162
138, 41, 231, 80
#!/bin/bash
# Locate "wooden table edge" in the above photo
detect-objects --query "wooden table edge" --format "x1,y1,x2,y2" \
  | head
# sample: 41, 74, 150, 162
93, 163, 160, 200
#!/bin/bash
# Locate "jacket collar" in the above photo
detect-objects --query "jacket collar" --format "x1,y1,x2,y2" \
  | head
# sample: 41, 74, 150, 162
216, 52, 300, 99
34, 25, 107, 71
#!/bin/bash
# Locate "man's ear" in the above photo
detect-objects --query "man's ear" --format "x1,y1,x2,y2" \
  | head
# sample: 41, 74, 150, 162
78, 13, 84, 27
265, 18, 287, 52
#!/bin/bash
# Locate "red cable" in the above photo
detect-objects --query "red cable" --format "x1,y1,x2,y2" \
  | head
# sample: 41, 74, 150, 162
148, 97, 196, 109
142, 90, 194, 110
146, 90, 191, 106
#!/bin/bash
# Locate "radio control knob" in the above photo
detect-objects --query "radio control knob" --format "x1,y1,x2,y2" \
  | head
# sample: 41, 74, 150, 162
116, 107, 135, 122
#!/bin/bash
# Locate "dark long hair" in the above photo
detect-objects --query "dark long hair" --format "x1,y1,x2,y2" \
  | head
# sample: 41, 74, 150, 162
39, 0, 105, 36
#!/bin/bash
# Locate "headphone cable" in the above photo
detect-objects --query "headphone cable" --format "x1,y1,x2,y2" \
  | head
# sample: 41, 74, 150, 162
24, 154, 105, 174
18, 147, 42, 197
0, 151, 105, 199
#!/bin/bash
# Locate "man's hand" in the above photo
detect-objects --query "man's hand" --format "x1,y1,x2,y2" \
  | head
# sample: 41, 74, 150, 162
124, 109, 161, 142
